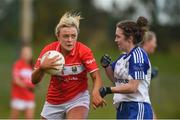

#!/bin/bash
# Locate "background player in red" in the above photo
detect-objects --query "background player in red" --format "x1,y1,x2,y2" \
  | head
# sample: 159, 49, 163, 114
32, 11, 106, 119
10, 45, 35, 119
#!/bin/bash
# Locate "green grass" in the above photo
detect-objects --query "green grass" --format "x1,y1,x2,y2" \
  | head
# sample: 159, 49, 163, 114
0, 41, 180, 118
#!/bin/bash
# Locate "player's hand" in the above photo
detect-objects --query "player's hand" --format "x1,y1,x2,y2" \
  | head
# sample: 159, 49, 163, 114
151, 67, 158, 79
100, 54, 111, 68
99, 87, 112, 98
92, 89, 106, 109
40, 53, 61, 71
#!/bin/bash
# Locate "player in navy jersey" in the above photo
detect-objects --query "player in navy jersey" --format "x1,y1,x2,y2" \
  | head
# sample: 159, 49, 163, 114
100, 17, 153, 119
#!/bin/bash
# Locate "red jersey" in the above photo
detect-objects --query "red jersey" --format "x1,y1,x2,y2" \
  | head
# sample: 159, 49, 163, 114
12, 59, 35, 101
35, 41, 98, 104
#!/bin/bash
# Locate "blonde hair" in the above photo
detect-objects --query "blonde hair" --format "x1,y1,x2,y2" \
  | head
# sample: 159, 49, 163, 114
55, 11, 82, 35
141, 31, 156, 46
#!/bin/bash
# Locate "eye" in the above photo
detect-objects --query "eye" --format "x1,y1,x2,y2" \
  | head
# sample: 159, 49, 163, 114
63, 34, 69, 38
116, 35, 120, 38
71, 34, 76, 39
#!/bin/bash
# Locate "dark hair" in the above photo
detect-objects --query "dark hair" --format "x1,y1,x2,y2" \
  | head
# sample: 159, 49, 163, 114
116, 16, 149, 44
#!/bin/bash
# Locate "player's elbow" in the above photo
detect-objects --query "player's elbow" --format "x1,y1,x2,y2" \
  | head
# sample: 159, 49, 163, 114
128, 87, 138, 93
31, 74, 40, 85
126, 84, 138, 93
126, 80, 139, 93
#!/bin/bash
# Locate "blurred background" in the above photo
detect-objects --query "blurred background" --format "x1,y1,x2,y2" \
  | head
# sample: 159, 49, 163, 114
0, 0, 180, 118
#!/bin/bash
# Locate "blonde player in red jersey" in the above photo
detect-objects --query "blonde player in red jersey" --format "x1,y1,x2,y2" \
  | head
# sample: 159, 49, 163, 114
10, 45, 35, 119
32, 11, 106, 119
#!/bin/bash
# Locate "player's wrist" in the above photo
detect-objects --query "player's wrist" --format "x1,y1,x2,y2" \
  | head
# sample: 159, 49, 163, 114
102, 64, 110, 68
105, 87, 112, 94
99, 86, 112, 98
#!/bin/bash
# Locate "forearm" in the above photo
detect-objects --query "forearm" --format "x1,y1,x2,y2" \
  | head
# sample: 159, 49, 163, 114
111, 85, 136, 94
111, 80, 139, 94
91, 70, 102, 91
105, 66, 115, 82
31, 67, 45, 84
90, 70, 106, 108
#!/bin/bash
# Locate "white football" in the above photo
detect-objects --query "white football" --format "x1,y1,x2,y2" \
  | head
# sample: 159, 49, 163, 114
40, 50, 65, 75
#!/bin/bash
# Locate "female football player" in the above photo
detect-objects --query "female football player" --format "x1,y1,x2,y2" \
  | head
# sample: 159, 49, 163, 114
100, 17, 153, 119
141, 31, 158, 79
142, 31, 157, 54
142, 31, 158, 119
32, 11, 106, 119
10, 45, 35, 119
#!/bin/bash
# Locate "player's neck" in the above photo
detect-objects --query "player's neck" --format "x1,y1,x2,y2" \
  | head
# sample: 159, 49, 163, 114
126, 44, 135, 54
21, 58, 30, 65
142, 45, 150, 54
61, 47, 71, 56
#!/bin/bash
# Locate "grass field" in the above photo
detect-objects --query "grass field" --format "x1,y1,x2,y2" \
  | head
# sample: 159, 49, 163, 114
0, 41, 180, 118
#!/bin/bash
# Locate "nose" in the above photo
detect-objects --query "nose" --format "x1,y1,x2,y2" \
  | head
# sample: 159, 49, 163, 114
115, 37, 118, 42
67, 37, 73, 42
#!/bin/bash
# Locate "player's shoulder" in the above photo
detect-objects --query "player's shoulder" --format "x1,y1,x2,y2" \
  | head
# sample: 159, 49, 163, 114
44, 41, 59, 49
117, 53, 126, 61
42, 41, 59, 51
13, 59, 23, 68
112, 53, 126, 65
129, 47, 149, 63
76, 41, 92, 52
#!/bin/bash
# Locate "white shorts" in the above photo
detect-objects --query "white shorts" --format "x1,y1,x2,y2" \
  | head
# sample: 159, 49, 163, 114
41, 90, 90, 119
11, 99, 35, 110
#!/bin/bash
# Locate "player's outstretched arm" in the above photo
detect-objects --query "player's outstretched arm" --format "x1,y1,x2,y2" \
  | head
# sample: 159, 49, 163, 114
90, 70, 106, 109
99, 79, 140, 98
111, 80, 140, 93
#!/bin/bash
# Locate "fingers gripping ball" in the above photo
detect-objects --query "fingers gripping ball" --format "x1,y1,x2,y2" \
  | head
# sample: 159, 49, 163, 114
100, 54, 112, 68
41, 50, 65, 75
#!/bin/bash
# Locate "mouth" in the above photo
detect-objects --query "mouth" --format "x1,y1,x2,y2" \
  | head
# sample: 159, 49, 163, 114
65, 44, 74, 50
117, 43, 121, 47
67, 44, 73, 47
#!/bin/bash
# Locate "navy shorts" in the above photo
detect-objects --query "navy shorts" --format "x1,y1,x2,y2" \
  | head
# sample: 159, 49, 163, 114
116, 102, 153, 119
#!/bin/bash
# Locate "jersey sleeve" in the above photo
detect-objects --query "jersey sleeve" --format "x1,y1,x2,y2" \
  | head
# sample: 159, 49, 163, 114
80, 47, 98, 73
128, 49, 150, 80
